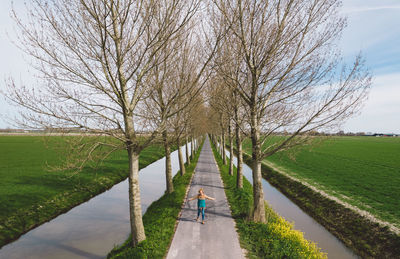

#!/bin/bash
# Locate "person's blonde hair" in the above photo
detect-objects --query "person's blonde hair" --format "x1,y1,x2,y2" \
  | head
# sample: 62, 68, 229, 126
198, 188, 204, 193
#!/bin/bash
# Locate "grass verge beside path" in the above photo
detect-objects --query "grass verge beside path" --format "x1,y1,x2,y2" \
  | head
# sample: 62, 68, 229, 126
107, 139, 204, 259
211, 140, 326, 259
239, 150, 400, 258
0, 136, 175, 248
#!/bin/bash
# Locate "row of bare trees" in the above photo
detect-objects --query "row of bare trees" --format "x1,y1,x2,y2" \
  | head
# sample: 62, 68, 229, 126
207, 0, 371, 223
2, 0, 371, 248
3, 0, 215, 246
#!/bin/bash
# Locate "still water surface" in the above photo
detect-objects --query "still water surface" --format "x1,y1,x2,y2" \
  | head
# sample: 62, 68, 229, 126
223, 148, 358, 259
0, 144, 191, 259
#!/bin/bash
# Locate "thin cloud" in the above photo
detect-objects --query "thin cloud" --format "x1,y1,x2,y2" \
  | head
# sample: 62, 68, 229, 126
343, 5, 400, 14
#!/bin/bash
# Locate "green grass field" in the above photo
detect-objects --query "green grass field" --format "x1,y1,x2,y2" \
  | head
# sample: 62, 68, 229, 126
0, 135, 167, 247
242, 136, 400, 228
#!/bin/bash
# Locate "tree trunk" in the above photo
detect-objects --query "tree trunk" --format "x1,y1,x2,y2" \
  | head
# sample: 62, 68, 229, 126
235, 121, 243, 189
222, 130, 226, 165
185, 137, 190, 165
177, 137, 186, 176
163, 130, 174, 193
127, 147, 146, 245
219, 135, 222, 155
191, 136, 194, 158
228, 124, 234, 176
252, 157, 265, 222
250, 113, 266, 223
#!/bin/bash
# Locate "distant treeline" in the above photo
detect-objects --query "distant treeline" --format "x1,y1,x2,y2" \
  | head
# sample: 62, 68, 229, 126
263, 130, 400, 137
278, 130, 399, 137
1, 128, 399, 137
331, 131, 399, 137
0, 128, 84, 133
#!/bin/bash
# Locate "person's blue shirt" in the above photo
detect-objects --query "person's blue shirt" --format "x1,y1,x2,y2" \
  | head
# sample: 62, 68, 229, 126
198, 199, 206, 208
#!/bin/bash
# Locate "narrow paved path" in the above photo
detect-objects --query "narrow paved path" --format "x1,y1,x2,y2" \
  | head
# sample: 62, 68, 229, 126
167, 137, 245, 259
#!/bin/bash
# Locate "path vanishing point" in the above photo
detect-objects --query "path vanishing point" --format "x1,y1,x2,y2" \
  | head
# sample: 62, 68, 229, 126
167, 137, 245, 259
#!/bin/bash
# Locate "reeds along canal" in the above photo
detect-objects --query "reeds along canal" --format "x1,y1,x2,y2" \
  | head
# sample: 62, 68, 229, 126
0, 143, 192, 259
223, 148, 358, 259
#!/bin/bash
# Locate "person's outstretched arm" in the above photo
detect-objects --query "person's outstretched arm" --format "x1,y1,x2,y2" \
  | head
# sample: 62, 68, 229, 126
188, 195, 198, 201
205, 195, 215, 200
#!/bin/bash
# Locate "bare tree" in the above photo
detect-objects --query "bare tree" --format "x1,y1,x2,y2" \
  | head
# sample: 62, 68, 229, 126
220, 115, 227, 164
168, 99, 197, 176
185, 129, 191, 165
233, 90, 246, 188
213, 0, 371, 223
206, 105, 221, 145
4, 0, 206, 246
209, 83, 245, 183
171, 110, 189, 176
214, 40, 248, 185
142, 28, 213, 192
210, 6, 250, 188
207, 77, 234, 174
190, 100, 209, 146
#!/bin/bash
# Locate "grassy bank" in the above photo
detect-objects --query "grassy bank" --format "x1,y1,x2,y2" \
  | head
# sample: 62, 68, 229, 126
0, 136, 174, 248
107, 139, 203, 259
211, 140, 326, 259
239, 149, 400, 258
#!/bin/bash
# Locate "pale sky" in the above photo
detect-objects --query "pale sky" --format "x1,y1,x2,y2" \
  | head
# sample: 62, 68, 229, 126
0, 1, 399, 133
340, 0, 400, 133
